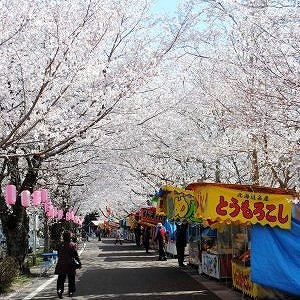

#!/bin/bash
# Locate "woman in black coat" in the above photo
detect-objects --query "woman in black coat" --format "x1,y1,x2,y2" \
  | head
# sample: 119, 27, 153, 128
55, 231, 81, 298
175, 220, 188, 267
142, 226, 151, 253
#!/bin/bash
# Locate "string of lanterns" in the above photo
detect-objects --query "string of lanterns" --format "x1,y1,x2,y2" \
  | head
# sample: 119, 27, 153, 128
5, 184, 83, 226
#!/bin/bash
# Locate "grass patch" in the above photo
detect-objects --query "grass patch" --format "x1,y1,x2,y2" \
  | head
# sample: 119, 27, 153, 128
0, 257, 19, 294
2, 274, 33, 296
26, 250, 44, 268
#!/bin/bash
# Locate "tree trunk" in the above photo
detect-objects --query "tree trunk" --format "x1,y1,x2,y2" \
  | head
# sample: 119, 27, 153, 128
0, 155, 42, 273
43, 217, 50, 252
215, 159, 221, 182
251, 148, 259, 185
4, 204, 30, 272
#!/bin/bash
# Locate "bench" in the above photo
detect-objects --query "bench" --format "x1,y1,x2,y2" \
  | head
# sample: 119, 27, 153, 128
39, 252, 58, 276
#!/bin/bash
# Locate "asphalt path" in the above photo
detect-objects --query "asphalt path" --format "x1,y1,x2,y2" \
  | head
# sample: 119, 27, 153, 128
4, 238, 245, 300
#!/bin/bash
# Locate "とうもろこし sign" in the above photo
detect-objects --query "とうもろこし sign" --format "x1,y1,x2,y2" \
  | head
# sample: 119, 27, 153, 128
186, 182, 296, 229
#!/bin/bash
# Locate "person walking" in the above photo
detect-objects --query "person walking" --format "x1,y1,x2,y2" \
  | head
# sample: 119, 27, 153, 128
142, 226, 151, 253
134, 225, 142, 247
154, 222, 167, 261
96, 227, 102, 241
175, 219, 189, 267
115, 227, 123, 245
55, 231, 82, 299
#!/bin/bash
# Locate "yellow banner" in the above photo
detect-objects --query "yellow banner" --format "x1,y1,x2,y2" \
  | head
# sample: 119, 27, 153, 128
156, 186, 201, 222
232, 261, 262, 298
190, 183, 293, 229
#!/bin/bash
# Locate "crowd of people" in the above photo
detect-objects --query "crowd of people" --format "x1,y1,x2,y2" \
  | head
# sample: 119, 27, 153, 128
53, 220, 188, 298
132, 220, 189, 266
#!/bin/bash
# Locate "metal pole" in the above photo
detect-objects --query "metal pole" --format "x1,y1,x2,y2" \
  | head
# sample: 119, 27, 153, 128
32, 209, 37, 265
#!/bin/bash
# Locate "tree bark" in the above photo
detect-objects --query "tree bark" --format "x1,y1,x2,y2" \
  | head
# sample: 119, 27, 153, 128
0, 155, 42, 272
251, 148, 259, 185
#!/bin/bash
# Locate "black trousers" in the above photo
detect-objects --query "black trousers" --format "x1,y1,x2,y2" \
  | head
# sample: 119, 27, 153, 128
158, 240, 166, 259
57, 273, 76, 293
176, 244, 185, 266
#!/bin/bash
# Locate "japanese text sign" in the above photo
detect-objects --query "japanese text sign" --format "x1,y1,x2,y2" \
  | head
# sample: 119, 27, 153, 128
189, 183, 294, 229
140, 207, 164, 225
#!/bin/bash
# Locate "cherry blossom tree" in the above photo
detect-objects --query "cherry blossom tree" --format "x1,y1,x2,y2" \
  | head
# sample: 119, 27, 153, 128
0, 0, 190, 270
141, 0, 300, 190
77, 0, 299, 214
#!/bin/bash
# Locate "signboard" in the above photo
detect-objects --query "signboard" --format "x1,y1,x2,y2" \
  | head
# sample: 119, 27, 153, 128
201, 252, 220, 278
232, 260, 262, 298
187, 183, 294, 229
139, 207, 164, 225
156, 185, 201, 222
188, 241, 201, 266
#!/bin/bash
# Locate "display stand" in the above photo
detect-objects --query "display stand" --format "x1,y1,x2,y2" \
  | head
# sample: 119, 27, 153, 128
188, 224, 201, 267
200, 225, 232, 279
188, 241, 201, 266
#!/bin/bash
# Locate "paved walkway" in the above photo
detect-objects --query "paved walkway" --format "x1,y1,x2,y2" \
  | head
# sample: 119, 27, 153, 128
2, 238, 250, 300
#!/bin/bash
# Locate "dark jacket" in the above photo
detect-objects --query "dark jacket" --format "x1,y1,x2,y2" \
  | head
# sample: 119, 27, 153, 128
55, 241, 81, 275
176, 223, 188, 247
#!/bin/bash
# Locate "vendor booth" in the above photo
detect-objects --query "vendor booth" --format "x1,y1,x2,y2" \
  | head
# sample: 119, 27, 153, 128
138, 206, 165, 247
186, 182, 297, 299
139, 206, 165, 227
156, 185, 201, 256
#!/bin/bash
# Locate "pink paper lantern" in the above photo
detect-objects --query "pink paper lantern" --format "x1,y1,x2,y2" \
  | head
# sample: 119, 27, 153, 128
57, 209, 64, 220
40, 189, 48, 203
6, 184, 16, 205
21, 190, 31, 208
32, 190, 41, 207
47, 206, 55, 218
44, 202, 50, 212
69, 210, 74, 221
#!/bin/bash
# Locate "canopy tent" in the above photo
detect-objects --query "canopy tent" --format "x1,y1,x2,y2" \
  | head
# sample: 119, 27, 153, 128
251, 216, 300, 296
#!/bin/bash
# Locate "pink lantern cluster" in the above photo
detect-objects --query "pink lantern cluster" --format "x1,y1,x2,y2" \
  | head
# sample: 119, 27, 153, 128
5, 185, 83, 226
65, 209, 83, 226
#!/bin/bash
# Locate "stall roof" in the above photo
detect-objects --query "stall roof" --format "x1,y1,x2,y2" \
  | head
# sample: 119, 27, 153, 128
90, 220, 105, 226
186, 182, 298, 196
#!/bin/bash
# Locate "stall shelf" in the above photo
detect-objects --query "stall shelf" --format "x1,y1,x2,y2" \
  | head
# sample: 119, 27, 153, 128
188, 224, 201, 267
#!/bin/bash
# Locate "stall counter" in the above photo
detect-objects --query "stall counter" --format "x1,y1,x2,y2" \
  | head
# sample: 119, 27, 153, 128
201, 251, 232, 279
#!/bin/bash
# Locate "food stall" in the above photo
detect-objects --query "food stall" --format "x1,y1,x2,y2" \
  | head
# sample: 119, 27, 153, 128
156, 185, 201, 256
138, 206, 165, 249
186, 182, 296, 298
